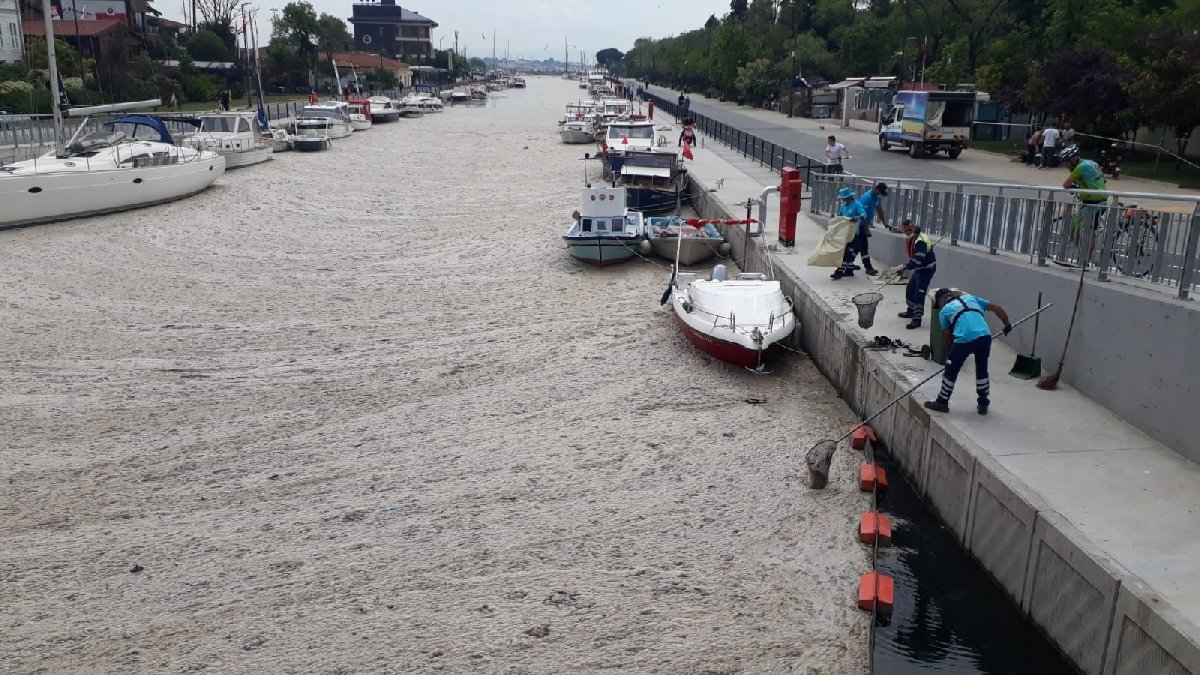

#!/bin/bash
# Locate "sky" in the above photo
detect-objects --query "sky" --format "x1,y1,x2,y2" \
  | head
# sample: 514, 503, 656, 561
168, 0, 732, 63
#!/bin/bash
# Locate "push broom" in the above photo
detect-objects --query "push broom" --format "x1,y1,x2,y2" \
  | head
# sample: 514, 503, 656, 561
805, 303, 1053, 488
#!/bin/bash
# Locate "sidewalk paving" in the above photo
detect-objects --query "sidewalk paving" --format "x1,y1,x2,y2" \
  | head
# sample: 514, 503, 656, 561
682, 137, 1200, 669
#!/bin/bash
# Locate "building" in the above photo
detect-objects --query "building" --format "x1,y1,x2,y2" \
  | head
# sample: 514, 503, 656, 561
1, 0, 22, 63
320, 50, 412, 88
347, 0, 435, 59
22, 17, 127, 63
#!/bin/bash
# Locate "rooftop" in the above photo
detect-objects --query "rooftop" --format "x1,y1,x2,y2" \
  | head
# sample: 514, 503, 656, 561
348, 0, 436, 26
321, 51, 410, 70
22, 19, 123, 37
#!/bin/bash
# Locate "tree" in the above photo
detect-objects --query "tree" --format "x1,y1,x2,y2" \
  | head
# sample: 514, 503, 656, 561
730, 0, 749, 22
315, 14, 352, 57
595, 47, 624, 69
187, 28, 230, 61
1127, 27, 1200, 158
195, 0, 240, 32
1024, 47, 1134, 138
270, 1, 320, 86
468, 57, 487, 72
735, 57, 778, 103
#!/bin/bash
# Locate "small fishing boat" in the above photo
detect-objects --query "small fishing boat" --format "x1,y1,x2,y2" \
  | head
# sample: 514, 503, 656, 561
368, 96, 401, 122
447, 90, 471, 104
512, 77, 526, 88
667, 264, 796, 371
562, 186, 647, 265
396, 94, 426, 117
645, 216, 731, 265
346, 100, 373, 131
560, 117, 596, 144
611, 149, 684, 214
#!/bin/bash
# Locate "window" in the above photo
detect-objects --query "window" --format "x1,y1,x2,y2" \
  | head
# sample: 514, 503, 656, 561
596, 219, 608, 231
581, 218, 591, 233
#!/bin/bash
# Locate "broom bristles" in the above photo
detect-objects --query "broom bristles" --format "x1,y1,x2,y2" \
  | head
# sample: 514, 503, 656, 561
1036, 372, 1061, 390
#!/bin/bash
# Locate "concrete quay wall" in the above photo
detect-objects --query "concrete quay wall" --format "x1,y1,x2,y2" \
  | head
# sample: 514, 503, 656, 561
685, 175, 1200, 675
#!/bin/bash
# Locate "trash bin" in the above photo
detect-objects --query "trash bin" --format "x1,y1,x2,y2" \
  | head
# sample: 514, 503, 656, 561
928, 289, 946, 365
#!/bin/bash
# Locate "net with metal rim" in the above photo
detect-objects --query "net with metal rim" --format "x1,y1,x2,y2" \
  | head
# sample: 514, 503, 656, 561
852, 292, 884, 329
805, 439, 837, 489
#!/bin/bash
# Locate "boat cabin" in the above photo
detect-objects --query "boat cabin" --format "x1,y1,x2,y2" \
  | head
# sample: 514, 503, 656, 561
619, 150, 679, 187
605, 121, 658, 152
346, 99, 373, 121
574, 186, 639, 236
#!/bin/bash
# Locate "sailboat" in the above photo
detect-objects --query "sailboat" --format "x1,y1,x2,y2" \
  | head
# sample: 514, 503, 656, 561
0, 0, 225, 229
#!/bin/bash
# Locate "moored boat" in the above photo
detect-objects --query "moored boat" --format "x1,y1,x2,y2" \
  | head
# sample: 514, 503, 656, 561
292, 130, 330, 152
559, 117, 596, 144
645, 216, 730, 265
562, 186, 647, 265
346, 100, 373, 131
178, 111, 273, 168
367, 96, 401, 122
612, 149, 684, 214
668, 265, 796, 370
294, 102, 353, 139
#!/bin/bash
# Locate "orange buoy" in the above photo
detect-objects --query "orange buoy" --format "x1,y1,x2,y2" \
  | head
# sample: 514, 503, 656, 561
859, 511, 893, 545
858, 572, 895, 614
859, 463, 889, 492
850, 425, 877, 450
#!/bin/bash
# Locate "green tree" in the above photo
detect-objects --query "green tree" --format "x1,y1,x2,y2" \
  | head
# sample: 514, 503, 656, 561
316, 14, 353, 56
735, 57, 779, 103
596, 48, 624, 69
730, 0, 749, 22
187, 29, 231, 61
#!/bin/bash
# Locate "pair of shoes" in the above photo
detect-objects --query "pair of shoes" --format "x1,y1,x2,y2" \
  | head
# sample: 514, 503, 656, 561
830, 269, 853, 280
906, 319, 922, 329
977, 405, 989, 415
865, 268, 879, 276
897, 311, 914, 319
924, 400, 950, 413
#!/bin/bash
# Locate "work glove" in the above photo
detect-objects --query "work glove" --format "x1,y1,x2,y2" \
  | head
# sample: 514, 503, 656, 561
1003, 324, 1013, 336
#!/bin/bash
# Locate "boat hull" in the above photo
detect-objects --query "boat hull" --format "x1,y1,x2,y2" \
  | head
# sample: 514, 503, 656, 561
625, 187, 679, 215
0, 153, 226, 229
293, 136, 329, 151
563, 236, 641, 265
649, 237, 720, 265
370, 111, 400, 122
350, 120, 372, 132
673, 311, 778, 369
559, 129, 595, 144
669, 279, 795, 368
222, 146, 273, 168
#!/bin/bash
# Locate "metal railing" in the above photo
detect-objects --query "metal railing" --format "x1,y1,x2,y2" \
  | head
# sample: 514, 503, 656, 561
644, 91, 827, 187
810, 174, 1200, 298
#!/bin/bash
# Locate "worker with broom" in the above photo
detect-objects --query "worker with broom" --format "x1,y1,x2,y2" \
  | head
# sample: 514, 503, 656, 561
925, 288, 1013, 415
896, 219, 936, 329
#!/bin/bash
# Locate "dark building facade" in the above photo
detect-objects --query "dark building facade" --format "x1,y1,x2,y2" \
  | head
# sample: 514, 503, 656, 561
347, 0, 435, 59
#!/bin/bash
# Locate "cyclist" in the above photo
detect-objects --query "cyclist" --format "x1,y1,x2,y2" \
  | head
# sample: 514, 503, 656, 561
1059, 144, 1109, 263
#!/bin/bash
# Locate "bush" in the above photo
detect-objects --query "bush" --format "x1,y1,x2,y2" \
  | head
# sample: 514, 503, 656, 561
185, 73, 220, 103
186, 29, 230, 62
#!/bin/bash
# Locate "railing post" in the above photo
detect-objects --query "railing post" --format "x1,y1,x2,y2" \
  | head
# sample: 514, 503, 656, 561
1096, 203, 1123, 282
989, 188, 1003, 254
1177, 204, 1200, 299
951, 184, 964, 246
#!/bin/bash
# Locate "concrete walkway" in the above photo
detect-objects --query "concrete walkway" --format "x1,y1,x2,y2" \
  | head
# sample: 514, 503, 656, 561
638, 82, 1198, 197
681, 138, 1200, 673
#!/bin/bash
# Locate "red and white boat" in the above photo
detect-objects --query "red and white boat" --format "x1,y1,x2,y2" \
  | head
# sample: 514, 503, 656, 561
667, 263, 796, 370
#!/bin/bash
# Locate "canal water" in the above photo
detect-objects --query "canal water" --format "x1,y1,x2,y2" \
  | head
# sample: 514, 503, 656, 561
871, 450, 1077, 674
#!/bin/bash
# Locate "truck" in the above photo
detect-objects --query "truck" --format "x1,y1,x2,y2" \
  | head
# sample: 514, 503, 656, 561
878, 91, 975, 159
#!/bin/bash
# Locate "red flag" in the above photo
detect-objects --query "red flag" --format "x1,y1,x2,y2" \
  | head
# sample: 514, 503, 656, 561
682, 140, 694, 160
621, 137, 628, 145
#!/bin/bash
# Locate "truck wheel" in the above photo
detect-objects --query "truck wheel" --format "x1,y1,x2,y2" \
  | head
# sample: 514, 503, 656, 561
948, 148, 962, 159
908, 143, 923, 159
879, 135, 889, 151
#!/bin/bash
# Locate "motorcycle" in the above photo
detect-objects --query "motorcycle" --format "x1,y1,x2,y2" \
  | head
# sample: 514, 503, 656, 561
1098, 144, 1122, 180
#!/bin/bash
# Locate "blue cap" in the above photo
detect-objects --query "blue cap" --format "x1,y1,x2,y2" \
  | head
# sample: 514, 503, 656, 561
837, 187, 856, 200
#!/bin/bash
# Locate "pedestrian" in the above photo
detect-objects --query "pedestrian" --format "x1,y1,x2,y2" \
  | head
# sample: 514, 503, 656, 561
824, 135, 847, 174
925, 288, 1012, 415
309, 90, 318, 105
168, 92, 178, 110
684, 94, 691, 115
218, 89, 231, 111
830, 187, 868, 280
1039, 123, 1061, 169
1061, 123, 1075, 145
676, 92, 685, 122
1058, 144, 1109, 262
678, 122, 695, 147
896, 219, 936, 329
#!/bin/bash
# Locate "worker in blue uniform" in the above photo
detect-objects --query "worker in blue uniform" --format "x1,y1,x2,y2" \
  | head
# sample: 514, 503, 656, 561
897, 219, 936, 329
926, 288, 1013, 415
831, 187, 869, 280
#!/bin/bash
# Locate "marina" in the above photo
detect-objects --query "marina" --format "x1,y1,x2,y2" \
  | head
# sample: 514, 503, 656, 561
0, 78, 871, 672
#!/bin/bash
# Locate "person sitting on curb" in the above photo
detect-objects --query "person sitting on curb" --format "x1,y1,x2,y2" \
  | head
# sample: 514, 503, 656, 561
831, 188, 868, 280
925, 288, 1012, 415
897, 219, 936, 329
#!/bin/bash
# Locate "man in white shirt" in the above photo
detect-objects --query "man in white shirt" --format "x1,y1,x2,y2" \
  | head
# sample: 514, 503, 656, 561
1039, 125, 1061, 169
824, 135, 847, 174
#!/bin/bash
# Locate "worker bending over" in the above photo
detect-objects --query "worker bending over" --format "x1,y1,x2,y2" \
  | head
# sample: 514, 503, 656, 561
830, 188, 870, 280
926, 288, 1012, 415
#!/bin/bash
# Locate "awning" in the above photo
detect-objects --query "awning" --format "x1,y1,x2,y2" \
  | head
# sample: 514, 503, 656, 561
830, 78, 866, 89
621, 166, 672, 179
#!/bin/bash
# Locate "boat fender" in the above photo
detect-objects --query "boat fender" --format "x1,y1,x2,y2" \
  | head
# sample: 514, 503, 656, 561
711, 264, 727, 281
682, 301, 693, 313
718, 242, 733, 255
639, 239, 652, 255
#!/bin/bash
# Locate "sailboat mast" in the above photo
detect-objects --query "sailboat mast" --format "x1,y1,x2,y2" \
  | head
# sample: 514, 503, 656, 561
42, 0, 67, 157
564, 37, 568, 76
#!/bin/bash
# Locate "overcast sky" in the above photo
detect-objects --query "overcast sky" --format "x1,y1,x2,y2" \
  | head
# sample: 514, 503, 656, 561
174, 0, 732, 62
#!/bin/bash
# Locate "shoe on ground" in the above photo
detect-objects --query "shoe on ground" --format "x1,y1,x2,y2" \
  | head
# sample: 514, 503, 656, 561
850, 264, 862, 270
906, 319, 922, 329
898, 311, 914, 319
865, 268, 879, 276
924, 400, 949, 413
977, 405, 989, 415
830, 270, 847, 280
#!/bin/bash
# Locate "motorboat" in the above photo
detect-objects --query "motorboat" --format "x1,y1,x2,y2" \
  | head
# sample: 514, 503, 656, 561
562, 186, 647, 265
645, 216, 730, 265
603, 120, 663, 157
560, 117, 596, 144
447, 89, 472, 104
469, 85, 488, 100
346, 100, 373, 131
294, 102, 353, 139
367, 96, 401, 122
612, 149, 684, 214
396, 94, 426, 117
292, 130, 330, 152
668, 265, 796, 370
1, 112, 225, 228
512, 77, 526, 88
178, 111, 273, 168
411, 85, 445, 111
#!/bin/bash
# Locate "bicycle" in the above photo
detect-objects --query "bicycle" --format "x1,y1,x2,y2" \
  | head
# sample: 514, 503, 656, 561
1050, 202, 1159, 278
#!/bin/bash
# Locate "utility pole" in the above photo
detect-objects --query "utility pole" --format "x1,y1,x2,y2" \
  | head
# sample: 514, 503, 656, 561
564, 37, 567, 76
453, 30, 459, 80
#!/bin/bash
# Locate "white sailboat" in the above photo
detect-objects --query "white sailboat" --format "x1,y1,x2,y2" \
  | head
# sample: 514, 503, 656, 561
0, 0, 225, 229
179, 112, 273, 168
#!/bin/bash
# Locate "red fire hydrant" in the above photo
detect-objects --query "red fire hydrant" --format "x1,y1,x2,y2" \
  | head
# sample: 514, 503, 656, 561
778, 166, 803, 247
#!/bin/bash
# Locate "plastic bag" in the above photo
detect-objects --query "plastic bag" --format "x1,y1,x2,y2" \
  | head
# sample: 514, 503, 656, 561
807, 216, 858, 267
